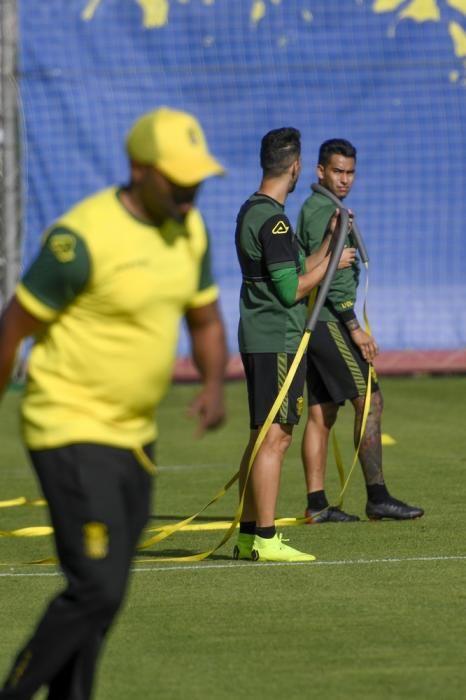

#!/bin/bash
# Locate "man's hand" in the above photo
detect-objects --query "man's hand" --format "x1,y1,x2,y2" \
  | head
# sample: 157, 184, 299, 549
349, 327, 379, 363
324, 208, 355, 256
327, 208, 340, 236
327, 207, 353, 237
338, 246, 356, 269
185, 300, 227, 437
187, 384, 225, 437
0, 297, 43, 399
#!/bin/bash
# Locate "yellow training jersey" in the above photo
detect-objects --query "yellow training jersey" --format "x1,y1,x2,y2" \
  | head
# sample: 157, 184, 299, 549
16, 187, 219, 450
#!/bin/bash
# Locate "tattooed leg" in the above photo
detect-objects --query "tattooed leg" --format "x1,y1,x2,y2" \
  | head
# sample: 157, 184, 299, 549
351, 389, 384, 485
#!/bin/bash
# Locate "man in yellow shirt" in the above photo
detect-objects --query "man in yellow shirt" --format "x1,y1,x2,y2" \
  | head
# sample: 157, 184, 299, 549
0, 107, 227, 699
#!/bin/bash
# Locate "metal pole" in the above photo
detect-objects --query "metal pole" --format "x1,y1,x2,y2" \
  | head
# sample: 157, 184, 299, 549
311, 183, 369, 264
0, 0, 20, 308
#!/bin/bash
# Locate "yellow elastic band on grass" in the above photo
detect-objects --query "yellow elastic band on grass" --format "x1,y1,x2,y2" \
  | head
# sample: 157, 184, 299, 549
0, 497, 46, 509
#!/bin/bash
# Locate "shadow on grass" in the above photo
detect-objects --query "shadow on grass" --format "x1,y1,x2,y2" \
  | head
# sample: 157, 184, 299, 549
137, 548, 232, 561
148, 513, 233, 523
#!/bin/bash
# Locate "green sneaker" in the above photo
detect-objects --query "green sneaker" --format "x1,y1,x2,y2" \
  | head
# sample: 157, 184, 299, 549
232, 532, 254, 560
251, 533, 316, 562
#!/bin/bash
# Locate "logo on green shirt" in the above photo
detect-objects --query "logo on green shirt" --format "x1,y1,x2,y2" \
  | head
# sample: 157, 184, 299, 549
272, 220, 289, 235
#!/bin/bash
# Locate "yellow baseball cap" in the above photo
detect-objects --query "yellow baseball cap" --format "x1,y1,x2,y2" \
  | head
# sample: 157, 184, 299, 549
126, 107, 225, 186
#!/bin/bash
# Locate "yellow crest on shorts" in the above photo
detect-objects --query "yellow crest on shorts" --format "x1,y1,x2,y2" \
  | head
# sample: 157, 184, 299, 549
48, 234, 76, 263
296, 395, 304, 417
83, 521, 109, 559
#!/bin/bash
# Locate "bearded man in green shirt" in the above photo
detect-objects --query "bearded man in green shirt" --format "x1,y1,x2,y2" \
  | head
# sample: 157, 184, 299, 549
234, 128, 356, 562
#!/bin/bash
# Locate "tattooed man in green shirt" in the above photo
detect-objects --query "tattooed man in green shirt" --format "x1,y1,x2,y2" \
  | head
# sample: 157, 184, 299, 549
297, 138, 423, 523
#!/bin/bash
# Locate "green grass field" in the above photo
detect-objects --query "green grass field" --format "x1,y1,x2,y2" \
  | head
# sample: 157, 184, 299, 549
1, 376, 466, 699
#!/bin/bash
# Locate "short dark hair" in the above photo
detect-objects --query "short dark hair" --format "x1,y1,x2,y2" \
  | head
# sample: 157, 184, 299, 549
318, 138, 357, 166
260, 127, 301, 177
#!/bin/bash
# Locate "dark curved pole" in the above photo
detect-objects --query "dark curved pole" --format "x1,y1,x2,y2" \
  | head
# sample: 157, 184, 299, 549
306, 208, 349, 332
311, 182, 369, 264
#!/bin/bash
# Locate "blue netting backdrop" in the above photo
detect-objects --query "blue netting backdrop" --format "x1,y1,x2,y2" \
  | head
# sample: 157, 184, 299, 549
18, 0, 466, 353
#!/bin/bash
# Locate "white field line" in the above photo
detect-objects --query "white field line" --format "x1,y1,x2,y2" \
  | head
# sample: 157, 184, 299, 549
157, 464, 227, 471
1, 554, 465, 577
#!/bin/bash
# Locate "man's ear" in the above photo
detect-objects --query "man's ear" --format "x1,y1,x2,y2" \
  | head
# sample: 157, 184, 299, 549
290, 158, 301, 179
130, 161, 146, 184
316, 163, 324, 180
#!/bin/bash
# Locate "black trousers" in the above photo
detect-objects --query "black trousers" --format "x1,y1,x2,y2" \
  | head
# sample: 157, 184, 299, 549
0, 443, 152, 700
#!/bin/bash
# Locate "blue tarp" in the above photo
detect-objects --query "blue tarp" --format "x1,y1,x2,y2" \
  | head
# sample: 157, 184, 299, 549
18, 0, 466, 352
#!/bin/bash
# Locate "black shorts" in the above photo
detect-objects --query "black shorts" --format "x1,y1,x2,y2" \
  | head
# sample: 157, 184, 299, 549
306, 321, 379, 406
29, 442, 154, 573
241, 351, 307, 429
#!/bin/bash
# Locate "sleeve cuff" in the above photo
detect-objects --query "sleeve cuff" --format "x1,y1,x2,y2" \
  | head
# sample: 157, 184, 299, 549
186, 284, 219, 310
15, 283, 59, 322
337, 307, 357, 323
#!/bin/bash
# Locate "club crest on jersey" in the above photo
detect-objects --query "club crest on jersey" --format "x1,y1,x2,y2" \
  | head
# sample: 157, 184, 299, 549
83, 521, 109, 559
48, 234, 76, 263
272, 220, 289, 235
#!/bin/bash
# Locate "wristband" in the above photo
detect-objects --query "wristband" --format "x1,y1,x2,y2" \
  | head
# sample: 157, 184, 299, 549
338, 307, 356, 323
345, 318, 360, 332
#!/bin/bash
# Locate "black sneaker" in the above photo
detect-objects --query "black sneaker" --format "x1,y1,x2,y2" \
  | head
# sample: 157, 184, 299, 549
305, 506, 360, 523
366, 497, 424, 521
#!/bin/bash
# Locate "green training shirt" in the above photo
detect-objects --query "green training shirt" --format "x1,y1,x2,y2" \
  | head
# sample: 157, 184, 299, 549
235, 193, 307, 353
296, 190, 360, 323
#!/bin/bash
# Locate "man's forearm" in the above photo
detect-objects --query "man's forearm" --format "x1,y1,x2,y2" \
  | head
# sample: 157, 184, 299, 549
0, 297, 43, 399
305, 234, 331, 270
295, 258, 328, 301
186, 301, 228, 385
185, 302, 227, 433
338, 307, 360, 332
344, 316, 360, 332
0, 347, 17, 399
0, 309, 20, 398
191, 317, 227, 385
